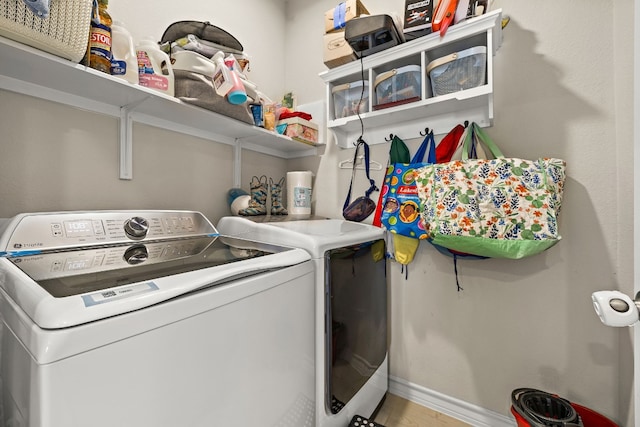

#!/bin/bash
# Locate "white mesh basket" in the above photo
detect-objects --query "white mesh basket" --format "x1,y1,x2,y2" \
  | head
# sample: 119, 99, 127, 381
427, 46, 487, 97
0, 0, 92, 62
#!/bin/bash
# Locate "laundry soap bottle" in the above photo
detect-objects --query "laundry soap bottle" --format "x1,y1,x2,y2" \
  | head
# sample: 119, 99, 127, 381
136, 37, 175, 96
87, 0, 112, 74
110, 21, 138, 84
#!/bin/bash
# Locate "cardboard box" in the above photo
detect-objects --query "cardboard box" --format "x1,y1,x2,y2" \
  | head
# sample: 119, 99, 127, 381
278, 117, 319, 145
324, 0, 369, 33
323, 31, 357, 69
403, 0, 433, 40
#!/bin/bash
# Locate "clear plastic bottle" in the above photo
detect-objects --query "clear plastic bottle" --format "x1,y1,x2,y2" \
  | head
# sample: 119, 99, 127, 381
136, 37, 175, 96
88, 0, 112, 74
110, 21, 138, 84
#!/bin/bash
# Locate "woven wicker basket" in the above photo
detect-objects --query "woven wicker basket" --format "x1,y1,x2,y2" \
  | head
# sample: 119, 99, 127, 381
0, 0, 92, 62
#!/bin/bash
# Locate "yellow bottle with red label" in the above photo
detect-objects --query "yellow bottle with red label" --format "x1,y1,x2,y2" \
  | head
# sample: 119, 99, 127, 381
88, 0, 112, 74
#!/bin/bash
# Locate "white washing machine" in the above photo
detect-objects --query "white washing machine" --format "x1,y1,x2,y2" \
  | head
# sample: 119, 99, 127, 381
0, 210, 315, 427
217, 216, 388, 427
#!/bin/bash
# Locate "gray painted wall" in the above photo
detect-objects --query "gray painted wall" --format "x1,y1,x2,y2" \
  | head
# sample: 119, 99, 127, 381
0, 0, 634, 424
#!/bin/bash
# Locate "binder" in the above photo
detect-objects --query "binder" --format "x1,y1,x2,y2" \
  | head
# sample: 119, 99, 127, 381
432, 0, 458, 36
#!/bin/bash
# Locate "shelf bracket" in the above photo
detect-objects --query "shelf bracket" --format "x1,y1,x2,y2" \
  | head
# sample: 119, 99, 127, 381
119, 106, 134, 180
233, 140, 242, 188
119, 97, 151, 180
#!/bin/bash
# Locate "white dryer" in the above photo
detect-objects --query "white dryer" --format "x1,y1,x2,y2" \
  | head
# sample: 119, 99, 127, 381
217, 217, 388, 427
0, 210, 315, 427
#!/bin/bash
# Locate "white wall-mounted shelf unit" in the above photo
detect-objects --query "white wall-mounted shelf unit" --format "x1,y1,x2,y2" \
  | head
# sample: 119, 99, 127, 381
319, 9, 502, 148
0, 35, 321, 181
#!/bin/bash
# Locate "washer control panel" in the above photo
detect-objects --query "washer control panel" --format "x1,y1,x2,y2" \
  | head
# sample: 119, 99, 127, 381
0, 210, 217, 254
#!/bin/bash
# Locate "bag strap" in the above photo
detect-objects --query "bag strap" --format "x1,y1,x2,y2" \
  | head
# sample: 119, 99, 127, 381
469, 128, 489, 159
342, 138, 378, 211
451, 124, 489, 160
411, 131, 436, 164
390, 135, 411, 163
437, 124, 465, 163
462, 123, 504, 159
361, 140, 378, 198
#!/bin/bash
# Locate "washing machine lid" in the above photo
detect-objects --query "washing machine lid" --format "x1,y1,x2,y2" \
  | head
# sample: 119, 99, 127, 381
0, 235, 308, 329
216, 216, 385, 258
0, 210, 310, 329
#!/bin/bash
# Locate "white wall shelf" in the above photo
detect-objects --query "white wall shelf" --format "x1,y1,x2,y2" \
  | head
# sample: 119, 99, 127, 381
319, 9, 503, 148
0, 35, 320, 181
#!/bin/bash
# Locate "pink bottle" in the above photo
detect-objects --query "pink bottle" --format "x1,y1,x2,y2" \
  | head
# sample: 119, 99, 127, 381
224, 56, 247, 105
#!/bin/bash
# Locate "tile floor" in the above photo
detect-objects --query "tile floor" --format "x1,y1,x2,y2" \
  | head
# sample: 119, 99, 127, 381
373, 393, 471, 427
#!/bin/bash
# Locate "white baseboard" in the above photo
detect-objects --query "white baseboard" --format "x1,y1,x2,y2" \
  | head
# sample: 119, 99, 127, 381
388, 376, 515, 427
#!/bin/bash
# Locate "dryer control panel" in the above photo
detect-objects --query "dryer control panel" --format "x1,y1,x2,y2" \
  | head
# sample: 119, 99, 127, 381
0, 210, 218, 255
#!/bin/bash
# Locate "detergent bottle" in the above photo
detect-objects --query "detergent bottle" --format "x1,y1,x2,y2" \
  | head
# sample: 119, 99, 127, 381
110, 21, 138, 84
136, 37, 175, 96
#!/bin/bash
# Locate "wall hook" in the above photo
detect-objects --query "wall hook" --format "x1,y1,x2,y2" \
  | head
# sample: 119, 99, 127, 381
464, 120, 469, 128
384, 133, 394, 142
419, 127, 430, 136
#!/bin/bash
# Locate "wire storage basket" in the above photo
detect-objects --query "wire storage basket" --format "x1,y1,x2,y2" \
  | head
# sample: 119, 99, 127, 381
427, 45, 487, 96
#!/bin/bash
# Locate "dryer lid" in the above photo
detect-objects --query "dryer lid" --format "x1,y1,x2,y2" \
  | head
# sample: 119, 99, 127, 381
216, 217, 385, 258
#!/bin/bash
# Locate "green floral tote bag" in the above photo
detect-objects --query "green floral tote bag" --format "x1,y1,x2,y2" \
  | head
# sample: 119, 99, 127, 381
414, 123, 566, 259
